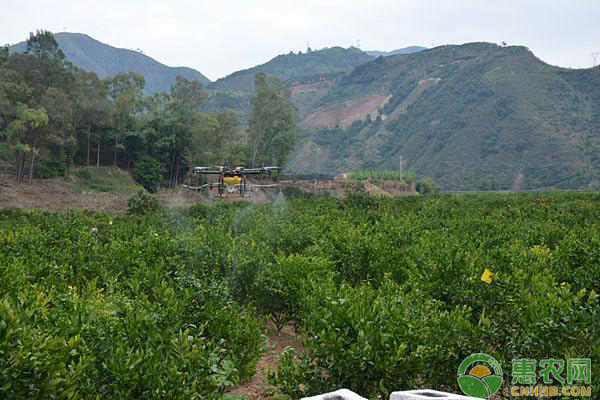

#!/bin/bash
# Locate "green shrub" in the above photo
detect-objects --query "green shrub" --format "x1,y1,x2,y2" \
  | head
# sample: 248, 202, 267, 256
253, 255, 334, 330
36, 145, 67, 178
133, 155, 162, 193
273, 279, 477, 398
416, 178, 439, 194
0, 209, 263, 399
127, 190, 162, 215
268, 347, 308, 399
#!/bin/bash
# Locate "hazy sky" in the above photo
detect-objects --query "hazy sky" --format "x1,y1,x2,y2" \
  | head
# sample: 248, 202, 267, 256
2, 0, 599, 80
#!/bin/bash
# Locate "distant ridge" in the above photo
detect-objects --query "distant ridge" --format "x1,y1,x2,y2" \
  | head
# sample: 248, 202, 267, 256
365, 46, 427, 57
209, 46, 373, 93
9, 32, 211, 94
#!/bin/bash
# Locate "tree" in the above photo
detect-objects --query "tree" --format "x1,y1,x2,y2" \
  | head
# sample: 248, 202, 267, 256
24, 30, 71, 96
169, 76, 205, 107
186, 113, 219, 169
248, 73, 298, 167
0, 31, 73, 182
0, 66, 28, 132
214, 111, 243, 164
107, 72, 145, 166
137, 92, 172, 164
40, 87, 74, 177
0, 46, 8, 64
1, 31, 247, 190
26, 30, 65, 61
3, 104, 48, 183
165, 76, 206, 187
71, 70, 100, 166
69, 71, 114, 167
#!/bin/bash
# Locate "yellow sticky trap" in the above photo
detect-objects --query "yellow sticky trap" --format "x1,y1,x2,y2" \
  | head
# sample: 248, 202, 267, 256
481, 268, 494, 285
108, 219, 113, 225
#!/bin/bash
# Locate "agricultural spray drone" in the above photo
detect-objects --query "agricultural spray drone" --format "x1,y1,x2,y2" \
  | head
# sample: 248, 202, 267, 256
182, 166, 281, 198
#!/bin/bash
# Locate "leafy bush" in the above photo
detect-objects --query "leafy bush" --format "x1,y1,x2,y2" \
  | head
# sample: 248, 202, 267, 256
274, 279, 477, 398
0, 209, 262, 399
253, 255, 334, 330
416, 178, 439, 194
36, 144, 67, 178
127, 190, 162, 215
133, 155, 162, 193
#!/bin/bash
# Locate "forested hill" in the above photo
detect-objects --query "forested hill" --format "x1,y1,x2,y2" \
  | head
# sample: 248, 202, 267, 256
289, 42, 600, 190
365, 46, 427, 57
9, 32, 211, 94
209, 46, 373, 93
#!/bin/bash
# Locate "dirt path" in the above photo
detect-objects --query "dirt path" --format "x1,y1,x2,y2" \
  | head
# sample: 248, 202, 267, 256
227, 324, 303, 400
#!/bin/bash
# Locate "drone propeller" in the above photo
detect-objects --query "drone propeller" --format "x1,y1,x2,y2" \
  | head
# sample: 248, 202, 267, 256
192, 167, 222, 175
241, 166, 282, 174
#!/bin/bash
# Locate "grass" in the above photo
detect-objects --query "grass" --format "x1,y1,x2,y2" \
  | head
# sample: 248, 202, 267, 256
71, 166, 141, 193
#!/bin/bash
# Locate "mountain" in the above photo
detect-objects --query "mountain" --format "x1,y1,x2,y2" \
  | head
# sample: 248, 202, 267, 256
9, 32, 211, 94
365, 46, 427, 57
202, 46, 376, 124
287, 43, 600, 190
208, 46, 373, 93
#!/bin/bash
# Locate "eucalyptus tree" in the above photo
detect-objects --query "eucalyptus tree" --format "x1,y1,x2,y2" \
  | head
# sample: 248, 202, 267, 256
248, 73, 298, 168
165, 76, 206, 187
107, 72, 145, 166
40, 87, 75, 176
71, 70, 113, 166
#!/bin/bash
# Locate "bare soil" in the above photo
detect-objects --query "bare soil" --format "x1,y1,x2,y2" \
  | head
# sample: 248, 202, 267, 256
0, 177, 131, 213
0, 177, 210, 213
227, 323, 304, 400
300, 94, 391, 129
0, 175, 416, 214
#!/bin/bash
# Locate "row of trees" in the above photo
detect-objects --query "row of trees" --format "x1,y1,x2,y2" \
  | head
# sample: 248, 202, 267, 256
0, 30, 298, 188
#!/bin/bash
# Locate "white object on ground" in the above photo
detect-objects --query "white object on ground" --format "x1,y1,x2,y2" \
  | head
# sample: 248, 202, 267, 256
390, 389, 476, 399
301, 388, 368, 400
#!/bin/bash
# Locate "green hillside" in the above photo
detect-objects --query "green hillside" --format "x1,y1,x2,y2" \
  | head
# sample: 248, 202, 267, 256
9, 32, 210, 94
209, 46, 373, 93
289, 43, 600, 190
365, 46, 427, 57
